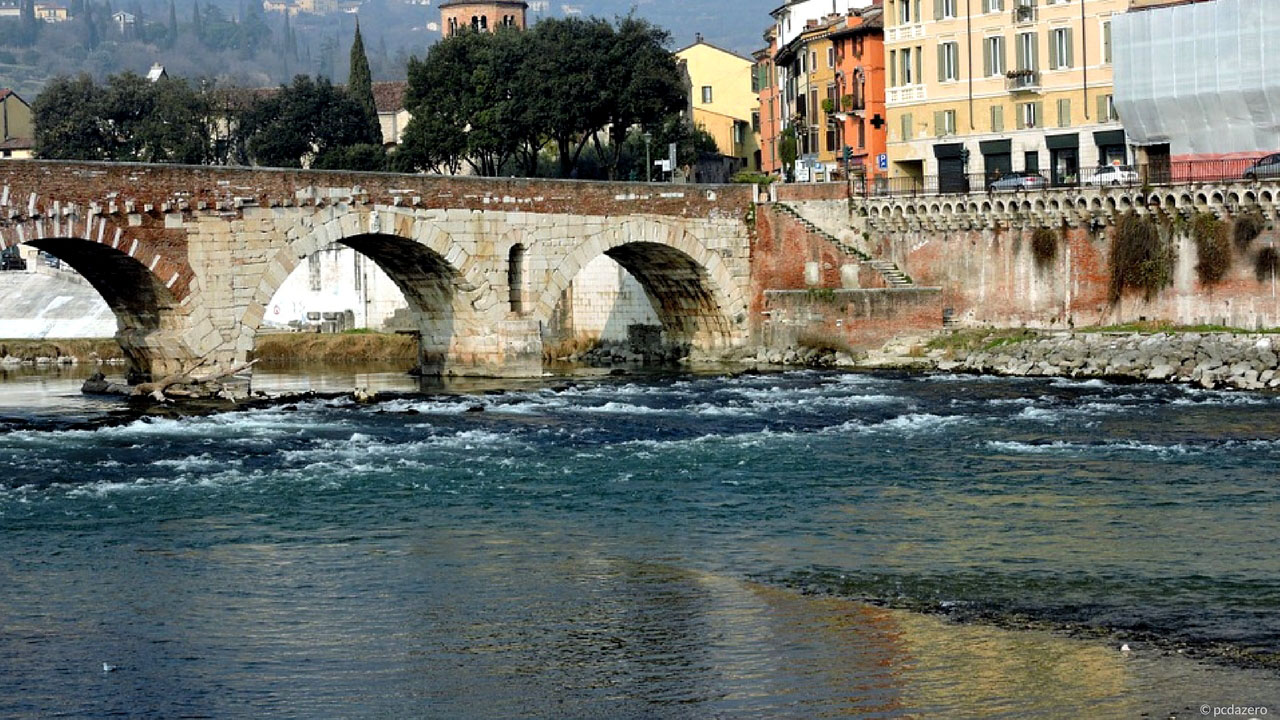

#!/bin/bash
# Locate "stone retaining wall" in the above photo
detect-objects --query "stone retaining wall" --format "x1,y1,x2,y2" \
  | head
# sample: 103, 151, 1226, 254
946, 332, 1280, 390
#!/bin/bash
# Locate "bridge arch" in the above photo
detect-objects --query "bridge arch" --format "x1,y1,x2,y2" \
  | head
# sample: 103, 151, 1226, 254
245, 209, 503, 375
533, 218, 748, 354
1, 217, 197, 379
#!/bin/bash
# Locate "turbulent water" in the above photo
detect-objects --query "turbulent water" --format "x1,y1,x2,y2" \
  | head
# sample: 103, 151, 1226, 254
2, 368, 1279, 718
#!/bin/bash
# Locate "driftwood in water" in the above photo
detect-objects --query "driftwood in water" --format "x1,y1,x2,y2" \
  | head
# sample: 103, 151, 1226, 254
82, 358, 258, 402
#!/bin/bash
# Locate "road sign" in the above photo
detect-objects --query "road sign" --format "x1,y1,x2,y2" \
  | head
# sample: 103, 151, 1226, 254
877, 153, 888, 170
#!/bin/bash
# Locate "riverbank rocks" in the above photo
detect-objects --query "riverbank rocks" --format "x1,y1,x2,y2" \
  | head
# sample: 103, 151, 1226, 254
952, 332, 1280, 391
751, 346, 861, 368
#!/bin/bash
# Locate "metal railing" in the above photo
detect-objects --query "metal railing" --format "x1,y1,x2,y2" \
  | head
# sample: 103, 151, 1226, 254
854, 158, 1277, 199
1005, 70, 1041, 92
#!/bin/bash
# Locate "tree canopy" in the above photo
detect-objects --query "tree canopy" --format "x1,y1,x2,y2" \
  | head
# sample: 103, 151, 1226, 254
239, 74, 382, 168
400, 15, 688, 179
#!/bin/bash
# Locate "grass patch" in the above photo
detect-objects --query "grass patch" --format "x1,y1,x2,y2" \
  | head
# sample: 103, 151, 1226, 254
1075, 321, 1280, 335
0, 338, 123, 361
925, 328, 1039, 354
252, 332, 417, 362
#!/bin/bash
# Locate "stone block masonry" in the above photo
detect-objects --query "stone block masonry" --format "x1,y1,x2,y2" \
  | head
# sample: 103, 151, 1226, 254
0, 160, 756, 379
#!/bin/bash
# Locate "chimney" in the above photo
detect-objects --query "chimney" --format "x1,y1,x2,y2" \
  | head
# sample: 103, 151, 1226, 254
695, 32, 703, 44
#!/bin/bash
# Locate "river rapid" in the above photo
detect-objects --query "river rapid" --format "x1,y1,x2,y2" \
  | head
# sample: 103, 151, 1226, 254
1, 365, 1278, 718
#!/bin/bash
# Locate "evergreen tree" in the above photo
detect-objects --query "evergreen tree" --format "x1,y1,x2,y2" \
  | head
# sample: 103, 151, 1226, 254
192, 0, 203, 41
347, 20, 379, 143
18, 0, 39, 46
167, 0, 177, 48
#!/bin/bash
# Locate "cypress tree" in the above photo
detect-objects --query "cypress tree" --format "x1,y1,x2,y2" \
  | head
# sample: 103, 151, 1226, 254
167, 0, 177, 47
347, 20, 380, 144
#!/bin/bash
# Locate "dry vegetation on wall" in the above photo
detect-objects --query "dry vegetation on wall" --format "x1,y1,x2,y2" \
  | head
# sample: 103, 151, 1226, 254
1233, 211, 1266, 253
795, 329, 854, 355
251, 332, 418, 363
1192, 212, 1232, 287
1031, 227, 1058, 269
1109, 212, 1174, 304
1257, 246, 1280, 283
0, 339, 123, 362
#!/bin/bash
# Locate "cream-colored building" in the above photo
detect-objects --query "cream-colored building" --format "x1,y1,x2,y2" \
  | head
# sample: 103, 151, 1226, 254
675, 35, 761, 170
0, 88, 34, 159
884, 0, 1129, 191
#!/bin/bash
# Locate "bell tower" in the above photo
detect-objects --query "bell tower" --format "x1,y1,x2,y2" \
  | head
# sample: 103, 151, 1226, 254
440, 0, 528, 38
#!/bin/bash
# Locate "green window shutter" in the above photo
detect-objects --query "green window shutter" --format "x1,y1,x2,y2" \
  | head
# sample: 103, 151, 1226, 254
1097, 94, 1107, 122
915, 0, 922, 22
1049, 31, 1058, 69
1058, 98, 1070, 127
938, 44, 946, 82
999, 37, 1007, 73
916, 46, 923, 83
1016, 104, 1026, 130
902, 113, 913, 141
935, 0, 943, 20
1065, 28, 1074, 68
1016, 35, 1026, 70
1104, 22, 1112, 63
934, 110, 944, 136
1033, 101, 1043, 127
992, 105, 1004, 132
983, 38, 992, 76
1030, 32, 1039, 70
890, 50, 897, 86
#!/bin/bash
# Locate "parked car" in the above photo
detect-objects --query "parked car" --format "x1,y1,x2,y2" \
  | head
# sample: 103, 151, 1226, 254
0, 247, 25, 271
1243, 153, 1280, 180
1086, 164, 1140, 186
988, 171, 1048, 192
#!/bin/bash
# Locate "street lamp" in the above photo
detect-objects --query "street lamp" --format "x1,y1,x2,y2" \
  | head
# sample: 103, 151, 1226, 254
643, 131, 653, 183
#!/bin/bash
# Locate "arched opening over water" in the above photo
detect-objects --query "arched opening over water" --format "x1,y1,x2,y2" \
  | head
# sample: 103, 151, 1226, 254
5, 237, 184, 379
256, 233, 459, 373
541, 240, 738, 363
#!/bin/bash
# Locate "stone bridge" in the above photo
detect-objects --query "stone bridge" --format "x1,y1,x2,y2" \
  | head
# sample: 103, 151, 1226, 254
0, 161, 757, 378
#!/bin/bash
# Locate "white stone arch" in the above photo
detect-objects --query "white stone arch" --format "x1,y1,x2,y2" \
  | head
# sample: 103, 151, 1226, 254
532, 217, 749, 351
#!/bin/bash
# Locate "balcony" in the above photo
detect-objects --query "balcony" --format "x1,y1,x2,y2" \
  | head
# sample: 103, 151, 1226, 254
1011, 2, 1036, 24
1005, 69, 1041, 93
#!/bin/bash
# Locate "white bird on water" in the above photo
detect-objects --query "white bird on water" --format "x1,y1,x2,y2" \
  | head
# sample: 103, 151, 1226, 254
101, 663, 117, 673
1120, 643, 1132, 654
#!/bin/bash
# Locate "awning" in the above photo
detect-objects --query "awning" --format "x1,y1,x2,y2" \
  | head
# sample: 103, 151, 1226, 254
1046, 133, 1079, 150
933, 142, 965, 159
1093, 129, 1126, 147
979, 139, 1012, 155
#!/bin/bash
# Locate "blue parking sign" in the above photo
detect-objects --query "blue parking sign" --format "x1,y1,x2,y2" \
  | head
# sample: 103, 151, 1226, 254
877, 153, 888, 170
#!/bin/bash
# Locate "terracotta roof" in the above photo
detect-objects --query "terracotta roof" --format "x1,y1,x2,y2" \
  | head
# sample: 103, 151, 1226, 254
438, 0, 527, 7
0, 137, 35, 150
372, 82, 406, 113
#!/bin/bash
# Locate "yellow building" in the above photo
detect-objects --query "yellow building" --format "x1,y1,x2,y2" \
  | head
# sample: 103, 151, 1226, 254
675, 34, 761, 171
0, 89, 34, 159
884, 0, 1129, 190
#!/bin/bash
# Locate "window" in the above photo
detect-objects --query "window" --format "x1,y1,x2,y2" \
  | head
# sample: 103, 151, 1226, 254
857, 117, 866, 148
1018, 101, 1039, 129
984, 0, 1003, 12
1025, 150, 1040, 172
810, 51, 817, 71
898, 0, 912, 24
751, 110, 761, 133
752, 68, 761, 93
827, 47, 835, 68
985, 36, 1005, 76
734, 121, 745, 145
308, 254, 321, 292
901, 47, 915, 84
1057, 98, 1071, 127
1017, 31, 1037, 71
353, 253, 362, 292
508, 245, 525, 314
900, 112, 914, 141
935, 109, 957, 136
826, 124, 837, 153
701, 86, 713, 104
1098, 94, 1118, 122
1102, 20, 1112, 64
1050, 28, 1073, 69
991, 105, 1004, 132
939, 41, 959, 82
939, 0, 956, 19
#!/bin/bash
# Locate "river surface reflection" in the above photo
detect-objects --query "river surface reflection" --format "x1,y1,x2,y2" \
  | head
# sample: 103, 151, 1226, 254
1, 365, 1277, 717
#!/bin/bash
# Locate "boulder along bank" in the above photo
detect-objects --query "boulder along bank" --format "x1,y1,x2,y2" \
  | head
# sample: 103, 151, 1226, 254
938, 332, 1280, 391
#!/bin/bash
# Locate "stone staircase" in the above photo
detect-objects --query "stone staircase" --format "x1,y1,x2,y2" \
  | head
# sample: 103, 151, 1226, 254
774, 203, 914, 288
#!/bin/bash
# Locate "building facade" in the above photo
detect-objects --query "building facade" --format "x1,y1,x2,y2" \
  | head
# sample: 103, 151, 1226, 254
0, 89, 34, 159
831, 4, 889, 183
883, 0, 1129, 191
439, 0, 527, 37
675, 35, 761, 172
753, 28, 783, 175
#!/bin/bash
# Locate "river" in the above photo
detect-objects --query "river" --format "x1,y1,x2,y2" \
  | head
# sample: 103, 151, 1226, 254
1, 364, 1277, 718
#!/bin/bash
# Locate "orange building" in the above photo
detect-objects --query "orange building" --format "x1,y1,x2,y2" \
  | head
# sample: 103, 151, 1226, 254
440, 0, 527, 37
753, 28, 783, 176
830, 3, 887, 184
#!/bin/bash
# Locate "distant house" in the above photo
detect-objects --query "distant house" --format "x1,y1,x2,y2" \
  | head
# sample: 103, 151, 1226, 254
0, 89, 35, 159
111, 10, 135, 34
0, 1, 19, 19
262, 0, 338, 15
372, 82, 409, 147
146, 63, 167, 82
34, 3, 69, 21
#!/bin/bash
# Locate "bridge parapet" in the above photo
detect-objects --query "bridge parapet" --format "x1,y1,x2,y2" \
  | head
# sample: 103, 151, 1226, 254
859, 181, 1280, 234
